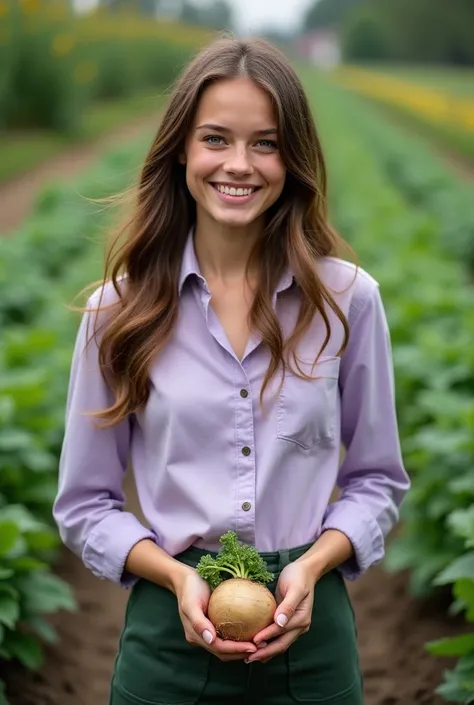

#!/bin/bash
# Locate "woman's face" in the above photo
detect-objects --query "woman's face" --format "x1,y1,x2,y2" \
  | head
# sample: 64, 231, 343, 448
184, 77, 286, 232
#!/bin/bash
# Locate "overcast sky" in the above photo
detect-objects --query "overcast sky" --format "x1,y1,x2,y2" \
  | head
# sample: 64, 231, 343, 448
75, 0, 316, 34
195, 0, 316, 34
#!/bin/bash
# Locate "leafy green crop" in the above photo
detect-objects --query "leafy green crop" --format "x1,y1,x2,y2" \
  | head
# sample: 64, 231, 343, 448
333, 86, 474, 274
0, 133, 152, 703
196, 531, 274, 590
300, 69, 474, 703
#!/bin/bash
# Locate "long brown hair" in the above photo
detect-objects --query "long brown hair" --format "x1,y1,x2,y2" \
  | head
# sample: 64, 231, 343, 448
81, 35, 353, 428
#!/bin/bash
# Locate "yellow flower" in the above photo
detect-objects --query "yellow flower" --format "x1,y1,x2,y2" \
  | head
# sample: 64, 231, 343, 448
20, 0, 41, 14
457, 101, 474, 132
51, 33, 75, 57
334, 67, 474, 133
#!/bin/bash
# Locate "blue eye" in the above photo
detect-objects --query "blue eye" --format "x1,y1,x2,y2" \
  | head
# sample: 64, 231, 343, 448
204, 135, 225, 146
257, 139, 278, 149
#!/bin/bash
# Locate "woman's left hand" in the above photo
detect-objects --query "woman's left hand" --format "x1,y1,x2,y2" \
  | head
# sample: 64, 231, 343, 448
246, 559, 318, 664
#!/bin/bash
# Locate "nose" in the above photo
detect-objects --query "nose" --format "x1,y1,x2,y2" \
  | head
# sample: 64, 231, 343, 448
223, 145, 254, 176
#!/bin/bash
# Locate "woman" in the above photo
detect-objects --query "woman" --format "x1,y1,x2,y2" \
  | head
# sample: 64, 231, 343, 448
53, 36, 410, 705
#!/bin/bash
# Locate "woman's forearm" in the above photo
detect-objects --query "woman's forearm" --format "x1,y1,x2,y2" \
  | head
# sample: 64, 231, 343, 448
296, 529, 354, 582
124, 539, 192, 594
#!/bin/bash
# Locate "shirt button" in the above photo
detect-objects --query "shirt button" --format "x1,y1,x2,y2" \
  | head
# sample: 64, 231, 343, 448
240, 389, 248, 398
242, 501, 252, 511
241, 446, 251, 456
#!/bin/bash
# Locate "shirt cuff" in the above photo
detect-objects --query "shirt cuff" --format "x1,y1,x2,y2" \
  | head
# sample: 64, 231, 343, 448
82, 512, 157, 588
320, 500, 384, 580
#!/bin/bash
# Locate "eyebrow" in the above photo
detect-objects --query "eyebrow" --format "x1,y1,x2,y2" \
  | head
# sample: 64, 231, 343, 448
195, 123, 278, 136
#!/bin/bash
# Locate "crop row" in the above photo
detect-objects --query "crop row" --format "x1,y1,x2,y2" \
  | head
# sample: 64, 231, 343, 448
0, 134, 153, 704
333, 65, 474, 165
301, 69, 474, 703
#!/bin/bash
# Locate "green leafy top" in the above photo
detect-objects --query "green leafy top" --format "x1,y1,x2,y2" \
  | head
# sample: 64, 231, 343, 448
196, 531, 274, 590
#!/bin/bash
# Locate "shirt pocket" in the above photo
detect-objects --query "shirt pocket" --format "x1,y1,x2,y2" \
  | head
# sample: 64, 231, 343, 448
276, 356, 340, 450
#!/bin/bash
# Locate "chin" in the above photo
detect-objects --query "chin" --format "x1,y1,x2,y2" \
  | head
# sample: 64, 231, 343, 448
211, 209, 258, 228
217, 216, 255, 229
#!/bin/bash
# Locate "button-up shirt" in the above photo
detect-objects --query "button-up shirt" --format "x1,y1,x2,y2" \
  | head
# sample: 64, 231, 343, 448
53, 233, 410, 587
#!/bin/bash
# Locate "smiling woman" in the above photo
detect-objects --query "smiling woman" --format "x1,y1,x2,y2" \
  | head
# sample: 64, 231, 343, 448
52, 35, 410, 705
182, 77, 286, 246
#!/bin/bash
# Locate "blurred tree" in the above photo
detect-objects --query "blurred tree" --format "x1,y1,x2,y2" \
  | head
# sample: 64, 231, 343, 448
179, 0, 233, 30
206, 0, 233, 30
301, 0, 474, 65
342, 12, 391, 61
260, 29, 296, 52
98, 0, 159, 15
302, 0, 363, 30
179, 0, 201, 24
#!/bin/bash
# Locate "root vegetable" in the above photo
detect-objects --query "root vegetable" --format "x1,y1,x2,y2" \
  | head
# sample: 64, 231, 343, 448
196, 531, 276, 642
208, 578, 276, 641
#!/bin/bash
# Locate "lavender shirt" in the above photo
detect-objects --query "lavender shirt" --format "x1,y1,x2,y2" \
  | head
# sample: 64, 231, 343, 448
53, 233, 410, 588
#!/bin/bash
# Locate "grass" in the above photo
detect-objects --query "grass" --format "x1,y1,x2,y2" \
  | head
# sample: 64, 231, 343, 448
0, 89, 164, 184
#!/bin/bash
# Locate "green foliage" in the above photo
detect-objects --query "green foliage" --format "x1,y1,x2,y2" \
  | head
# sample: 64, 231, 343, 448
179, 0, 234, 31
340, 0, 474, 65
328, 84, 474, 288
1, 2, 85, 131
0, 0, 212, 132
300, 69, 474, 702
196, 531, 274, 589
0, 132, 152, 701
302, 0, 362, 31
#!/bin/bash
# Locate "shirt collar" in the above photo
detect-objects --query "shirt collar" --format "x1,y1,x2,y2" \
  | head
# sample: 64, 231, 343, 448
178, 229, 205, 295
178, 229, 296, 296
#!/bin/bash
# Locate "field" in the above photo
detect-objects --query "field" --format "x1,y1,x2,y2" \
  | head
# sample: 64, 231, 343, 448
0, 52, 473, 705
0, 0, 212, 181
332, 63, 474, 162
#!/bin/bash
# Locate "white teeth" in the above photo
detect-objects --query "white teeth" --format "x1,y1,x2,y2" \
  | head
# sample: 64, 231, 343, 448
215, 184, 254, 197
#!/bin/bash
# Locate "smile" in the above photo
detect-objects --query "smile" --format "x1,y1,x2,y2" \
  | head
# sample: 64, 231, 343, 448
210, 183, 261, 204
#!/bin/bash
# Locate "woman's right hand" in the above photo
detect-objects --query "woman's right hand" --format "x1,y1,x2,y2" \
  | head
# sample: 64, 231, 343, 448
172, 565, 259, 662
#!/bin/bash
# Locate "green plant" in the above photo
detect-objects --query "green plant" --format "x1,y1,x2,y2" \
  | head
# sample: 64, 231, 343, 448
196, 531, 274, 590
0, 132, 152, 702
300, 68, 474, 702
0, 1, 211, 132
332, 84, 474, 272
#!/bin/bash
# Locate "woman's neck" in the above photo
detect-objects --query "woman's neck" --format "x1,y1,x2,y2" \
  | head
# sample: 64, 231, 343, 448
194, 216, 263, 286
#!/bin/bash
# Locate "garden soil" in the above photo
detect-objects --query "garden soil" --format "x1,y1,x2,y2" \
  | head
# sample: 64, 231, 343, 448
0, 113, 159, 235
1, 473, 467, 705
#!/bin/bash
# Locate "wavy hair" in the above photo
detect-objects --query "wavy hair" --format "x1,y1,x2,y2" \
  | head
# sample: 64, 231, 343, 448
80, 35, 353, 428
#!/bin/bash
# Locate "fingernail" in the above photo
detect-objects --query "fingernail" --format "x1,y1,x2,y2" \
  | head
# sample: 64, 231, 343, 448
246, 648, 256, 653
277, 614, 288, 627
257, 641, 268, 649
202, 630, 213, 644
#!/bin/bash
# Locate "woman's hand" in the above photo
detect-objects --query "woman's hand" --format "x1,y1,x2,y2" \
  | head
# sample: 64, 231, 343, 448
173, 566, 259, 662
246, 560, 317, 664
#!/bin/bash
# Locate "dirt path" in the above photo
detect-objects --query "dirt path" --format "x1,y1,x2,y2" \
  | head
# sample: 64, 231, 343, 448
0, 113, 159, 235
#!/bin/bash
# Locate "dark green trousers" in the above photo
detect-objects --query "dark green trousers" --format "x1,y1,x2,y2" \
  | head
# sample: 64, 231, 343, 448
109, 543, 364, 705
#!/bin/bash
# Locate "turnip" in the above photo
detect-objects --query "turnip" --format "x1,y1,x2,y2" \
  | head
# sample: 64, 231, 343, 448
196, 531, 276, 642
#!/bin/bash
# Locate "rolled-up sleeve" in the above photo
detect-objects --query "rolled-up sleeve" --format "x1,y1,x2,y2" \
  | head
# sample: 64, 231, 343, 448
53, 290, 156, 587
321, 283, 410, 579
